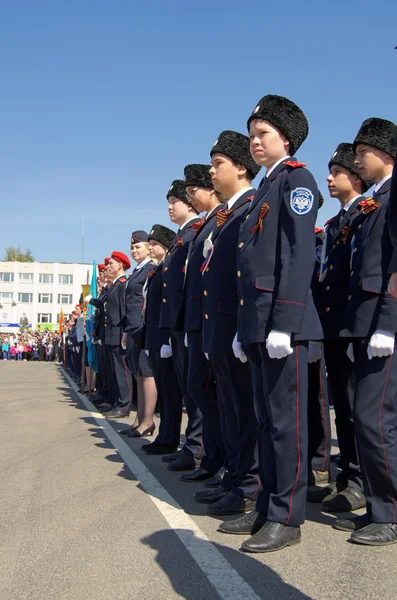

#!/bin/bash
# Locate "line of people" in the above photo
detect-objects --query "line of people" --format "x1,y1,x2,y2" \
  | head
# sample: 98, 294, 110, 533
83, 94, 397, 552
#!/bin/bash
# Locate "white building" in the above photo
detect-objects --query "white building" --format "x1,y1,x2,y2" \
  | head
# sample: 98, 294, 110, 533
0, 261, 93, 332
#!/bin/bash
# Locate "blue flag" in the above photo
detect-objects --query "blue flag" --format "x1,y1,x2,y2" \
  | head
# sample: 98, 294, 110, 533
86, 260, 98, 372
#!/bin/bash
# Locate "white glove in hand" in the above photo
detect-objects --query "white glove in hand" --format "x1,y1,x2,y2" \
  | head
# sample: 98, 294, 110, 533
160, 344, 173, 359
367, 330, 395, 360
121, 333, 127, 350
346, 343, 354, 363
84, 294, 92, 303
145, 349, 149, 356
308, 341, 322, 364
184, 333, 188, 348
266, 330, 293, 359
232, 333, 247, 363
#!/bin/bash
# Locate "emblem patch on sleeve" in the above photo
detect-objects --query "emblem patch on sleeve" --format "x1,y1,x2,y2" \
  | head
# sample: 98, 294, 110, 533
290, 187, 314, 215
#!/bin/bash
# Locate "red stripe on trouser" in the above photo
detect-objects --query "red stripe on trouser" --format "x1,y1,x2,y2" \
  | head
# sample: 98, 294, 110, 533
286, 346, 301, 525
379, 354, 397, 522
319, 367, 329, 472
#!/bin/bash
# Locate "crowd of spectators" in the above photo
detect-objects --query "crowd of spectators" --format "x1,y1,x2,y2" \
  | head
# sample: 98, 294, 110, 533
0, 330, 62, 362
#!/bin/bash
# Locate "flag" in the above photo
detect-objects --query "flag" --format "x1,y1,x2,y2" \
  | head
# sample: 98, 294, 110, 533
85, 261, 98, 372
59, 308, 65, 334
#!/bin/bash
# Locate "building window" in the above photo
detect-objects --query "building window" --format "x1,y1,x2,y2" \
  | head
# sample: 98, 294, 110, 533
38, 293, 53, 304
0, 272, 14, 282
0, 292, 13, 302
19, 273, 33, 283
37, 313, 52, 324
18, 293, 33, 303
39, 273, 54, 284
57, 294, 73, 304
58, 274, 73, 285
57, 313, 71, 322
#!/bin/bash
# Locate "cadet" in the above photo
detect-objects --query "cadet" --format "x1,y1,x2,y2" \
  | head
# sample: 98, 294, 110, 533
90, 261, 110, 408
337, 118, 397, 545
387, 136, 397, 296
101, 251, 132, 418
159, 181, 204, 470
222, 95, 322, 552
176, 164, 224, 483
195, 130, 260, 516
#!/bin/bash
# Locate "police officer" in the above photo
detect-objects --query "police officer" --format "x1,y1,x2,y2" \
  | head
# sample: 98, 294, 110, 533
337, 118, 397, 545
176, 164, 224, 483
158, 181, 204, 470
101, 251, 132, 418
195, 130, 260, 516
220, 95, 322, 552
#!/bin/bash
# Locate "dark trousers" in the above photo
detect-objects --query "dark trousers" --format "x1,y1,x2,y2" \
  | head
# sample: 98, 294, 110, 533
186, 331, 224, 474
108, 344, 132, 411
308, 357, 331, 479
171, 331, 204, 460
210, 350, 260, 499
96, 342, 108, 399
324, 339, 362, 490
246, 341, 309, 527
353, 340, 397, 523
149, 348, 183, 448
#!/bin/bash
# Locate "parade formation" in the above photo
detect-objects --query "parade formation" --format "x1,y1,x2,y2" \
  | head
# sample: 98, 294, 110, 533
62, 94, 397, 554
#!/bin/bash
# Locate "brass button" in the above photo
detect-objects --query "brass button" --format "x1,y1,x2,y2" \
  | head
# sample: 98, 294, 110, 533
238, 242, 244, 248
164, 267, 168, 271
353, 248, 357, 253
237, 270, 241, 277
240, 299, 244, 306
326, 307, 331, 312
204, 290, 208, 296
163, 283, 166, 287
326, 286, 330, 291
162, 298, 166, 303
332, 245, 335, 250
348, 295, 352, 300
205, 267, 209, 273
358, 224, 362, 229
205, 314, 209, 320
329, 265, 333, 271
350, 271, 354, 276
245, 214, 249, 220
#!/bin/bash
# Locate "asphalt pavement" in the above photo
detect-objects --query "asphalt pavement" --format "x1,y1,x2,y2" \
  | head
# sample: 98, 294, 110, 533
0, 361, 396, 600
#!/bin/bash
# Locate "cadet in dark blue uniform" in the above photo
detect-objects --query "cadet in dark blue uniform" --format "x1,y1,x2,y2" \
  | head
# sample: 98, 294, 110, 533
387, 134, 397, 296
337, 118, 397, 546
101, 251, 132, 418
90, 262, 111, 408
221, 95, 322, 552
158, 181, 204, 469
176, 164, 224, 483
119, 231, 155, 436
194, 131, 260, 516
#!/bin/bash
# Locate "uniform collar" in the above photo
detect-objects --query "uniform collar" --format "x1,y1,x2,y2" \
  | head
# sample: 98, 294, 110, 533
180, 216, 199, 230
112, 273, 125, 284
134, 257, 151, 271
206, 204, 221, 219
265, 155, 290, 179
343, 195, 362, 212
374, 174, 392, 194
227, 187, 253, 209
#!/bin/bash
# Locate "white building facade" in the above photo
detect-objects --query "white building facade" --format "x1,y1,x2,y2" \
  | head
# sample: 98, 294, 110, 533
0, 261, 93, 332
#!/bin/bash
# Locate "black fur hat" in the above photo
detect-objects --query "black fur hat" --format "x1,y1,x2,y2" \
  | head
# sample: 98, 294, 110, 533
353, 118, 397, 159
184, 164, 213, 190
247, 94, 309, 155
210, 130, 261, 180
166, 179, 199, 214
328, 142, 372, 192
148, 224, 176, 249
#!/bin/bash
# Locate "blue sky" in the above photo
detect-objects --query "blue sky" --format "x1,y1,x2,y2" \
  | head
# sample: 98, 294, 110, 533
0, 0, 396, 264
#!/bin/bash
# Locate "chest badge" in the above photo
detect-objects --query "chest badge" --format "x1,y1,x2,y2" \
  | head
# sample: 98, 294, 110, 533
290, 187, 314, 215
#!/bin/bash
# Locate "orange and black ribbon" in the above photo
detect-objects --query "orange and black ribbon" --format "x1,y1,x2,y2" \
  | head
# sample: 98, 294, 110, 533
338, 225, 350, 244
191, 217, 205, 232
358, 198, 380, 215
147, 270, 156, 280
251, 202, 270, 234
216, 208, 233, 228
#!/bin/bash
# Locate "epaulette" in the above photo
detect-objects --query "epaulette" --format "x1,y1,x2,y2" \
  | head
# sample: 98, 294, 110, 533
119, 277, 127, 284
324, 217, 335, 226
283, 161, 307, 168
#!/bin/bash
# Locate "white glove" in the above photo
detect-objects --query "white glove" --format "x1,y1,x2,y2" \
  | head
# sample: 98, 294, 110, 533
76, 346, 80, 354
308, 341, 322, 364
98, 339, 102, 346
121, 333, 127, 350
266, 330, 293, 360
204, 352, 209, 360
184, 333, 188, 348
347, 343, 355, 363
232, 333, 247, 363
160, 344, 172, 359
145, 349, 149, 356
84, 294, 92, 302
367, 330, 395, 360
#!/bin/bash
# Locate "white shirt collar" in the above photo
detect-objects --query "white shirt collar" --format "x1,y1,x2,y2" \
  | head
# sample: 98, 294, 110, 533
112, 274, 125, 284
266, 155, 290, 178
227, 187, 253, 209
134, 257, 151, 271
180, 216, 197, 230
374, 174, 392, 193
206, 205, 220, 219
343, 195, 362, 212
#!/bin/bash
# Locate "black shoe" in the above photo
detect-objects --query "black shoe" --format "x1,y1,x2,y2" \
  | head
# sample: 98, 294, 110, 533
307, 483, 336, 503
99, 403, 114, 413
142, 443, 177, 455
333, 513, 372, 532
241, 522, 301, 553
218, 510, 267, 535
104, 409, 130, 419
168, 453, 198, 471
350, 523, 397, 546
162, 450, 183, 463
128, 424, 156, 438
323, 486, 366, 512
207, 492, 256, 516
195, 486, 228, 504
203, 468, 225, 488
180, 468, 215, 483
118, 426, 137, 436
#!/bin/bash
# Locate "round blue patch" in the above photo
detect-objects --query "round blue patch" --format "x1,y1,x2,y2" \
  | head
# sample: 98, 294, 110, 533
290, 187, 314, 215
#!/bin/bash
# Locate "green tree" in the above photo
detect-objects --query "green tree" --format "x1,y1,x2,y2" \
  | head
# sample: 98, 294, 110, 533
4, 246, 35, 262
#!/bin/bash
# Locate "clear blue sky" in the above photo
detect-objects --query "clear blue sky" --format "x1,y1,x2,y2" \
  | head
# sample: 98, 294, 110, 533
1, 0, 396, 264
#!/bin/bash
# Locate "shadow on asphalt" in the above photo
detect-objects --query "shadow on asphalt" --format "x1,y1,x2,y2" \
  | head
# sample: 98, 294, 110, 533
141, 529, 314, 600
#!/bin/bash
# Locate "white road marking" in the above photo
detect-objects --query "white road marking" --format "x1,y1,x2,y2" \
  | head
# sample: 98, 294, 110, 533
62, 369, 262, 600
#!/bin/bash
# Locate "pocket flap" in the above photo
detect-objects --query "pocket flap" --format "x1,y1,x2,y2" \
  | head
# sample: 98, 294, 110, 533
255, 275, 275, 292
217, 301, 237, 315
361, 276, 383, 294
